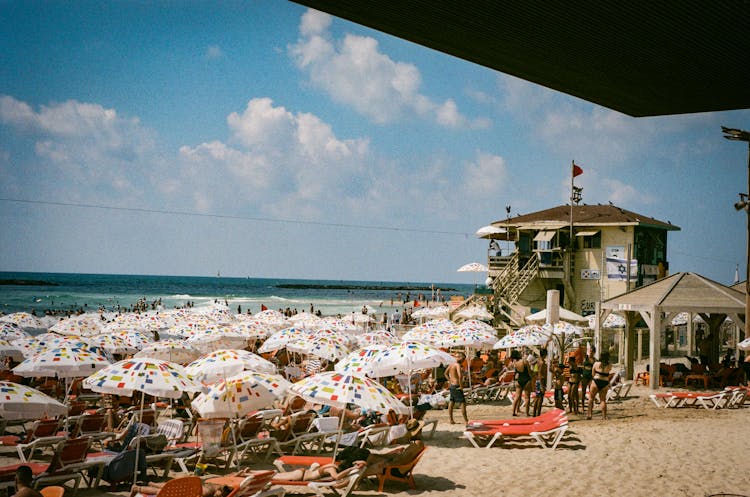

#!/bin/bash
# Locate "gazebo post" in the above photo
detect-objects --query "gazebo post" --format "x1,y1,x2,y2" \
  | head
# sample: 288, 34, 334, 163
624, 312, 637, 381
648, 306, 661, 389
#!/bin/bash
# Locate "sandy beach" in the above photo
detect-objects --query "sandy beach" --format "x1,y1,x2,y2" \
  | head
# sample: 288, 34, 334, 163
6, 384, 746, 497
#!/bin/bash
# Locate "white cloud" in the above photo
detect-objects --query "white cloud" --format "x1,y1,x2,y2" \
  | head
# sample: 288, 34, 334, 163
0, 95, 156, 197
289, 9, 489, 128
461, 153, 508, 197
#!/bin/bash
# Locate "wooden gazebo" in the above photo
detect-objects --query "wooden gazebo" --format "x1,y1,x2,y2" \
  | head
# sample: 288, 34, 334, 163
593, 272, 745, 389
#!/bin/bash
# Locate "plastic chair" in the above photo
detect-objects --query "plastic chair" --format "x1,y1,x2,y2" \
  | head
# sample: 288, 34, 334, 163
40, 486, 65, 497
154, 476, 203, 497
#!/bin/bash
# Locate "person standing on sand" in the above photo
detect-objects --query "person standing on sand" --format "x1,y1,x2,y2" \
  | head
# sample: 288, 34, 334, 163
587, 351, 613, 420
446, 352, 467, 424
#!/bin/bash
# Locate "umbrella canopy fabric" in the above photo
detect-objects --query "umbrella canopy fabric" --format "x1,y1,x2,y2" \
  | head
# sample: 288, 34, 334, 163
289, 372, 409, 415
475, 225, 507, 238
366, 342, 455, 378
83, 358, 202, 399
0, 340, 25, 362
334, 345, 387, 377
541, 322, 585, 336
493, 325, 551, 349
134, 340, 202, 364
455, 306, 494, 321
355, 330, 398, 347
13, 347, 111, 379
0, 312, 43, 330
0, 382, 68, 420
587, 314, 627, 329
191, 371, 291, 418
457, 262, 489, 272
185, 349, 277, 385
287, 335, 350, 362
258, 327, 310, 354
525, 308, 588, 325
0, 322, 32, 341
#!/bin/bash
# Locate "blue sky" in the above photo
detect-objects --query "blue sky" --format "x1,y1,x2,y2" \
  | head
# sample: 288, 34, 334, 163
1, 1, 749, 285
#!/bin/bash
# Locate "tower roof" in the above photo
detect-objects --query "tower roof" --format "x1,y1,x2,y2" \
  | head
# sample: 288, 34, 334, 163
493, 204, 679, 231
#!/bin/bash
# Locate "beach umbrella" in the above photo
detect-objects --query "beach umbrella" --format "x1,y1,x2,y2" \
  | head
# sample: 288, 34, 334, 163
185, 349, 277, 385
366, 341, 455, 378
587, 314, 625, 329
475, 225, 507, 238
83, 358, 203, 484
525, 307, 588, 325
287, 312, 322, 326
191, 371, 291, 418
0, 312, 43, 330
287, 335, 350, 362
334, 345, 387, 377
455, 305, 495, 321
290, 371, 410, 457
253, 309, 287, 328
0, 381, 68, 420
89, 334, 137, 354
134, 339, 201, 364
542, 322, 585, 336
257, 327, 310, 354
493, 325, 551, 349
355, 330, 398, 347
0, 322, 32, 341
227, 322, 275, 340
738, 337, 750, 351
187, 329, 249, 354
49, 314, 104, 336
13, 347, 111, 379
457, 262, 489, 273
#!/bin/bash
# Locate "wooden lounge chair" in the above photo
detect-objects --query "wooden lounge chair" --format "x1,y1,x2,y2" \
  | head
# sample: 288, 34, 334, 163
375, 446, 427, 491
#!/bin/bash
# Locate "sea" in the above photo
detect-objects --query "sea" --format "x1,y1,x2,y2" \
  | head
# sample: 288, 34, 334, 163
0, 271, 473, 318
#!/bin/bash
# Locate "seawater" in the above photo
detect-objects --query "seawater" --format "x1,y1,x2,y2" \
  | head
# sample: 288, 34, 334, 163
0, 271, 473, 317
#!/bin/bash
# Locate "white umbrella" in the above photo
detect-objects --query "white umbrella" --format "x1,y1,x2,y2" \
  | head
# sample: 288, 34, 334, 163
457, 262, 489, 273
185, 349, 277, 385
134, 340, 202, 364
525, 307, 589, 325
84, 358, 203, 483
475, 225, 507, 238
0, 381, 68, 420
192, 371, 291, 418
13, 347, 111, 379
493, 325, 551, 349
455, 305, 494, 321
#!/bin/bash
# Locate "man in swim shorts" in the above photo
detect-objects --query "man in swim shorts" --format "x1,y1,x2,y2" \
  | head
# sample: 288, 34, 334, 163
446, 351, 467, 424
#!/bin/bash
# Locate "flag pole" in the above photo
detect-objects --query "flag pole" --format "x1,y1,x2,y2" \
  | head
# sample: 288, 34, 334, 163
570, 160, 575, 250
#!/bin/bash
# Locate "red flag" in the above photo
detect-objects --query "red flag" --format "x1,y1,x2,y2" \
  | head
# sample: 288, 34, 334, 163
414, 300, 420, 307
261, 304, 268, 311
572, 162, 583, 177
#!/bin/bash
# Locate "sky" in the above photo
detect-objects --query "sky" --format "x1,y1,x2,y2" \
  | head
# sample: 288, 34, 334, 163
1, 1, 749, 285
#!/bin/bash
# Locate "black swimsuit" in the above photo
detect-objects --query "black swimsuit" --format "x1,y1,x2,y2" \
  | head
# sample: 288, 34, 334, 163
593, 369, 610, 389
515, 362, 531, 389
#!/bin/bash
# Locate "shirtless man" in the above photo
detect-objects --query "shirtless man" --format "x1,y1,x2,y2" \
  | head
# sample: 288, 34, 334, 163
446, 351, 467, 424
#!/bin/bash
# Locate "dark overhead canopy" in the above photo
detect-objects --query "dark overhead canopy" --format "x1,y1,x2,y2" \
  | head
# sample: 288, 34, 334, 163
291, 0, 750, 117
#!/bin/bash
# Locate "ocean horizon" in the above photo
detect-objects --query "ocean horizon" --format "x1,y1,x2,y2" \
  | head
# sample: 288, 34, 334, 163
0, 271, 475, 317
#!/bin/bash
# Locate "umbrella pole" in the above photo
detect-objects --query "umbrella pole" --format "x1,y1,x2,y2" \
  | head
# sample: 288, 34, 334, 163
331, 406, 346, 459
408, 370, 413, 419
133, 391, 145, 486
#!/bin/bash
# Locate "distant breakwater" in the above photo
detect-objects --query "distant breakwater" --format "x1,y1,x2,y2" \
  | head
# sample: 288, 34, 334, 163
0, 279, 59, 286
276, 284, 457, 291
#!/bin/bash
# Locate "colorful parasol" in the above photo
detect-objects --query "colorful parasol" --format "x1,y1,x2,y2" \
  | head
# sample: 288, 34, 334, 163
185, 349, 277, 385
191, 371, 291, 418
13, 347, 111, 378
0, 381, 68, 420
133, 339, 202, 364
83, 357, 202, 399
493, 325, 551, 349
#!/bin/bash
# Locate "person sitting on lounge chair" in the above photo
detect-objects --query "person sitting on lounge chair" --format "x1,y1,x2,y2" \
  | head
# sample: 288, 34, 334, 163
12, 466, 42, 497
272, 452, 366, 482
131, 480, 232, 497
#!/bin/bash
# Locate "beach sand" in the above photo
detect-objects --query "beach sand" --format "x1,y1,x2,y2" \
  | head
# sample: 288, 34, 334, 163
5, 385, 748, 497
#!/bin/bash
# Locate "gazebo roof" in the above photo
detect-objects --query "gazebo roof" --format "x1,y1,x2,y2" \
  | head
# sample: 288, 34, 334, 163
601, 272, 745, 314
492, 204, 680, 231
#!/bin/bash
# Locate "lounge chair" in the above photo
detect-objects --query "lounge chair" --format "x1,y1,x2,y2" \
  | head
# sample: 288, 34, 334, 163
151, 476, 202, 497
270, 465, 365, 497
11, 418, 67, 462
40, 486, 65, 497
33, 436, 92, 493
205, 471, 284, 497
374, 446, 427, 491
463, 412, 569, 450
649, 391, 729, 409
606, 380, 633, 401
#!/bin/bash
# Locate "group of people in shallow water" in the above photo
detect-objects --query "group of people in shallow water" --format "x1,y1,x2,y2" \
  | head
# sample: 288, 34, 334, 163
509, 346, 615, 420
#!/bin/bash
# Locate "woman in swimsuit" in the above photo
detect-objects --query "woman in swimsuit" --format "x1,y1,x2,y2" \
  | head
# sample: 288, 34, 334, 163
510, 349, 532, 416
587, 351, 613, 420
567, 356, 581, 414
579, 346, 595, 411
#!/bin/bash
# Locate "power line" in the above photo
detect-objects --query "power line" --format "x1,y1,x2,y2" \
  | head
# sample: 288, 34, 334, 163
0, 197, 472, 237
